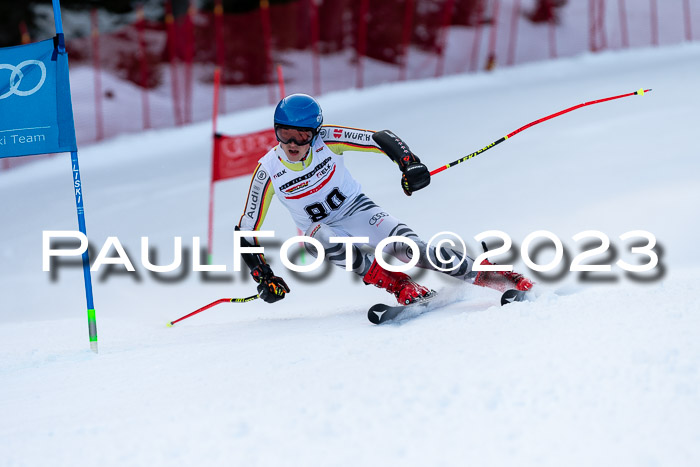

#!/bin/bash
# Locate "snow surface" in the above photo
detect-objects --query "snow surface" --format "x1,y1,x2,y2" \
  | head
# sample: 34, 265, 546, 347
1, 43, 700, 466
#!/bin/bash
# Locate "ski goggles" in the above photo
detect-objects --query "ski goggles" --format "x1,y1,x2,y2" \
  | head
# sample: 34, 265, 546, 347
275, 126, 315, 146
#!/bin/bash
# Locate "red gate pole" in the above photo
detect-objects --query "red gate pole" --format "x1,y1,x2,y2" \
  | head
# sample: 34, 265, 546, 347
214, 0, 226, 114
683, 0, 693, 42
506, 0, 520, 66
470, 0, 485, 72
165, 1, 183, 126
310, 0, 321, 95
650, 0, 658, 46
183, 0, 196, 124
137, 6, 151, 130
597, 0, 607, 50
589, 0, 596, 51
207, 68, 221, 264
618, 0, 629, 48
356, 0, 369, 89
276, 64, 286, 98
485, 0, 500, 70
399, 0, 414, 81
547, 0, 557, 59
260, 0, 275, 104
90, 9, 104, 141
435, 0, 456, 77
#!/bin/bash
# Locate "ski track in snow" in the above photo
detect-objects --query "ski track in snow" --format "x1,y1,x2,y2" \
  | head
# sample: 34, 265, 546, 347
1, 43, 700, 466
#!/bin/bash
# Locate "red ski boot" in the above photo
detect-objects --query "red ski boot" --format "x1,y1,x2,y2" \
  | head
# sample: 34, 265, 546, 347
363, 259, 431, 305
473, 258, 534, 292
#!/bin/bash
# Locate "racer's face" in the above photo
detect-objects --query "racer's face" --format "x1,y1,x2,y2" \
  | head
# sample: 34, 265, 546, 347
280, 140, 311, 162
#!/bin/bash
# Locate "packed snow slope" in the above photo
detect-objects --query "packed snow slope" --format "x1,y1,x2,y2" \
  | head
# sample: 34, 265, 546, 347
1, 44, 700, 466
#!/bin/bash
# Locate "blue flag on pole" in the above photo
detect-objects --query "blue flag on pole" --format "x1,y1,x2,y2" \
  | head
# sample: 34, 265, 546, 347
0, 38, 77, 158
2, 0, 98, 353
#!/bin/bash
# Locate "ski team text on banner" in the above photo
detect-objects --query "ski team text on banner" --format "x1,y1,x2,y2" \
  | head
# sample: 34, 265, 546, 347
0, 38, 77, 158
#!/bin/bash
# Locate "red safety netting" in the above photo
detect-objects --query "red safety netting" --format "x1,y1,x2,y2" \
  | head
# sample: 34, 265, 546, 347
2, 0, 697, 173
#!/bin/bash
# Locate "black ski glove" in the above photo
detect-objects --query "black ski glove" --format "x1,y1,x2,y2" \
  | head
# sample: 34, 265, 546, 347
401, 161, 431, 196
251, 264, 290, 304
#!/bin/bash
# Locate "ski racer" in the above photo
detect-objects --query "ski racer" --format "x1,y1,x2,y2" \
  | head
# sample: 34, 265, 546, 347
237, 94, 533, 304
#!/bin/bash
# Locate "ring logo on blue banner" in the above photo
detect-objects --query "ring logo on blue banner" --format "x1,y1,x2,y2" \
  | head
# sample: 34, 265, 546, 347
0, 60, 47, 99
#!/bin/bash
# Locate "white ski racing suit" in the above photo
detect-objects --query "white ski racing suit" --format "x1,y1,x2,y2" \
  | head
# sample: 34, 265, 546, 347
237, 125, 475, 279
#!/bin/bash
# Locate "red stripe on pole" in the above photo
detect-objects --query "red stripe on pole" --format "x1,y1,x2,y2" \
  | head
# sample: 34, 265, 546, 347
168, 296, 259, 326
399, 0, 414, 81
506, 0, 520, 66
90, 10, 104, 141
429, 89, 652, 177
169, 299, 229, 326
506, 89, 651, 140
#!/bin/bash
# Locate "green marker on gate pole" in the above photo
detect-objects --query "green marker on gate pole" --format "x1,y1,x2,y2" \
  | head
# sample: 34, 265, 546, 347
54, 0, 99, 353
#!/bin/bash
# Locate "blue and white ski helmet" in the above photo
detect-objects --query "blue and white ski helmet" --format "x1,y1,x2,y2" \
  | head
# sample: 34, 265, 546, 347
274, 94, 323, 139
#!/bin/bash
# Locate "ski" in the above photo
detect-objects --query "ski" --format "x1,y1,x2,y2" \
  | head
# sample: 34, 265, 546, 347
368, 290, 439, 324
500, 288, 531, 306
368, 288, 533, 324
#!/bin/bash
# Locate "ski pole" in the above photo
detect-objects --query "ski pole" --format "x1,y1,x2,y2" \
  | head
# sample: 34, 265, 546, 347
430, 88, 652, 176
166, 295, 259, 327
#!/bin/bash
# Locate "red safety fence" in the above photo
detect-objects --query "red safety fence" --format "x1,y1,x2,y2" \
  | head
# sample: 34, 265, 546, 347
1, 0, 698, 172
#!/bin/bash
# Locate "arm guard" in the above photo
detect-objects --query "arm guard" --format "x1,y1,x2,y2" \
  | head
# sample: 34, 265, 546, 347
235, 226, 267, 273
372, 130, 421, 170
